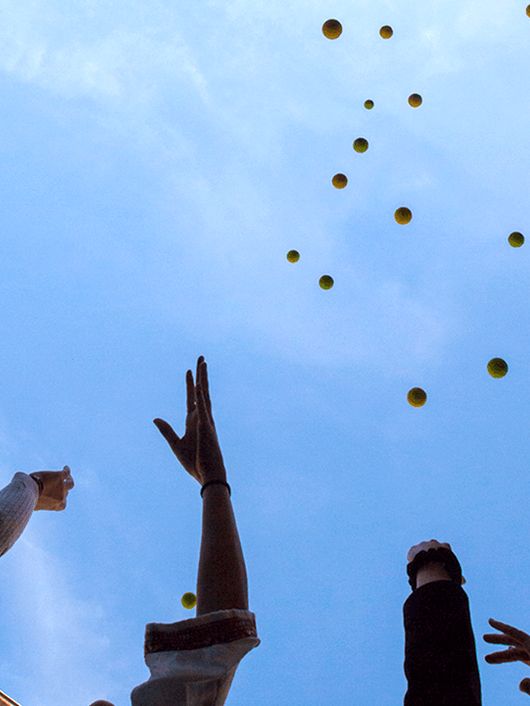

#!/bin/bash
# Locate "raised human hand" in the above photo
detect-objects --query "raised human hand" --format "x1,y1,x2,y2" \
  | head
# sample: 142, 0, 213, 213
407, 539, 453, 563
407, 539, 466, 585
483, 618, 530, 695
154, 356, 227, 486
30, 466, 74, 511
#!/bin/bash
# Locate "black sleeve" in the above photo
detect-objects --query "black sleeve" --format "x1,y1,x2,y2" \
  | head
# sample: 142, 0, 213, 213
403, 580, 482, 706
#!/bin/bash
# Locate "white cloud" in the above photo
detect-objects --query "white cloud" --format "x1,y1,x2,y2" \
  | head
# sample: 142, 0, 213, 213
5, 534, 119, 705
0, 2, 209, 105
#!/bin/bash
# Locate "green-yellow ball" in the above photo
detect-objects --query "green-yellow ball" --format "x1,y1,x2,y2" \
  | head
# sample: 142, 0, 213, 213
181, 592, 197, 609
353, 137, 369, 153
364, 99, 374, 110
408, 93, 423, 108
395, 207, 412, 225
332, 173, 348, 189
287, 250, 300, 263
322, 19, 342, 39
407, 387, 427, 407
487, 358, 508, 378
319, 275, 334, 290
508, 231, 525, 248
380, 25, 393, 39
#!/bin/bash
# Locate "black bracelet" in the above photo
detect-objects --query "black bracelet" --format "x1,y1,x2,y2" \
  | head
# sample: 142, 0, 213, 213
407, 547, 463, 591
200, 480, 231, 498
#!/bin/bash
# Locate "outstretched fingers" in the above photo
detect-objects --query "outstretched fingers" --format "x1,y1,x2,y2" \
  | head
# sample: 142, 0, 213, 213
186, 369, 196, 414
488, 618, 530, 645
483, 633, 519, 647
485, 648, 529, 664
196, 376, 210, 424
200, 360, 213, 416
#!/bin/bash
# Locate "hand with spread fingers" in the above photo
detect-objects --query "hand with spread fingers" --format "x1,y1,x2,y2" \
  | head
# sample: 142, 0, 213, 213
154, 356, 227, 486
30, 465, 74, 511
483, 618, 530, 695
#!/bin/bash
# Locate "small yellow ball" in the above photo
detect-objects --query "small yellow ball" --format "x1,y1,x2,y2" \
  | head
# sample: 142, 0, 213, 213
322, 19, 342, 39
332, 173, 348, 189
364, 99, 374, 110
380, 25, 393, 39
181, 592, 197, 609
508, 231, 525, 248
319, 275, 334, 290
526, 4, 530, 17
287, 250, 300, 263
487, 358, 508, 379
408, 93, 423, 108
407, 388, 427, 407
353, 137, 369, 153
395, 207, 413, 225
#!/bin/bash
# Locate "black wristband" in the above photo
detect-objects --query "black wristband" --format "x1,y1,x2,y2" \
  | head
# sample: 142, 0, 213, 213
200, 480, 231, 498
407, 547, 463, 591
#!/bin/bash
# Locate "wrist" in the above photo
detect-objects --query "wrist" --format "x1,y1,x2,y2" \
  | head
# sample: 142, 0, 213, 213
415, 562, 452, 588
29, 474, 43, 496
201, 479, 231, 498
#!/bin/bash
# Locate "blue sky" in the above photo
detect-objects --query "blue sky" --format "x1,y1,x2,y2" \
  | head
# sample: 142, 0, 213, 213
0, 1, 529, 704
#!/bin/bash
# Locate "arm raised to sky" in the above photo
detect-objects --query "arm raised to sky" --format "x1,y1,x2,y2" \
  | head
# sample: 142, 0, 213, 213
128, 357, 259, 706
154, 355, 248, 614
0, 466, 74, 557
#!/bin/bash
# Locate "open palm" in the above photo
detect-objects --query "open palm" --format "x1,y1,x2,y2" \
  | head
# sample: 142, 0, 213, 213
154, 356, 226, 485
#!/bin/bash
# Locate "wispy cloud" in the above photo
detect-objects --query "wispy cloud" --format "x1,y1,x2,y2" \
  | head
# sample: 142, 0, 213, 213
0, 2, 209, 104
4, 534, 118, 705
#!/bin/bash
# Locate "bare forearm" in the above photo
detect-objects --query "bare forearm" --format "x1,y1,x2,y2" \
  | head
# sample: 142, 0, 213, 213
416, 562, 451, 588
196, 483, 249, 616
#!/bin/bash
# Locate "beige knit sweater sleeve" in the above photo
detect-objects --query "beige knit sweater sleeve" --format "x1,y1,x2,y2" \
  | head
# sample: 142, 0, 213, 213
0, 472, 39, 557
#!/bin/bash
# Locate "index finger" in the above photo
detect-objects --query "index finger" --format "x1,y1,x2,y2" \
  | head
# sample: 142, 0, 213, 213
489, 619, 529, 645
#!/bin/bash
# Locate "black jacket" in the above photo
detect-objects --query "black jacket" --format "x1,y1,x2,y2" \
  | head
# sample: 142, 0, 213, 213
403, 580, 482, 706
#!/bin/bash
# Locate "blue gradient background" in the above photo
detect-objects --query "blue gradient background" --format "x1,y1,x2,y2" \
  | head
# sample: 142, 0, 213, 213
0, 1, 529, 704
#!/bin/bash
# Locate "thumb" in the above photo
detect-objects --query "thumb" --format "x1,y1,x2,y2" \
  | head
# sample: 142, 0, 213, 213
520, 678, 530, 695
153, 418, 181, 446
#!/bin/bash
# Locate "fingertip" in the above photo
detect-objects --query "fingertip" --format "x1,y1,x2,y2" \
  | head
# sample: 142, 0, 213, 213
520, 677, 530, 694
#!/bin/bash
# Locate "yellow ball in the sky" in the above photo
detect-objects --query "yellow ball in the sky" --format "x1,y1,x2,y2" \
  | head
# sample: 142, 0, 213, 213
322, 19, 342, 39
319, 275, 334, 290
395, 207, 413, 225
407, 388, 427, 407
508, 231, 525, 247
353, 137, 369, 153
526, 4, 530, 17
364, 99, 374, 110
408, 93, 423, 108
332, 173, 348, 189
287, 250, 300, 263
487, 358, 508, 378
181, 592, 197, 610
380, 25, 393, 39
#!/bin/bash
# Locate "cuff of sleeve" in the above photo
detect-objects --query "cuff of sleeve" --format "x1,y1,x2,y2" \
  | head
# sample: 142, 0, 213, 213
407, 547, 463, 592
144, 609, 259, 657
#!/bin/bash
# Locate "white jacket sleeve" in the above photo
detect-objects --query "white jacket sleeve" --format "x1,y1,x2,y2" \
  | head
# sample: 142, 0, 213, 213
130, 608, 260, 706
0, 472, 39, 557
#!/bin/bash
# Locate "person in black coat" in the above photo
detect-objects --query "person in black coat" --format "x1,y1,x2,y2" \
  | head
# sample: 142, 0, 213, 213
404, 539, 530, 703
